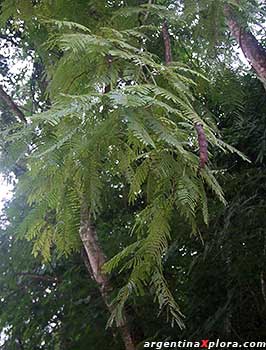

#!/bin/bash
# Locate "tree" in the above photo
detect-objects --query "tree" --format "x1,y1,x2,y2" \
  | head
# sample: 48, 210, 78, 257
1, 1, 265, 349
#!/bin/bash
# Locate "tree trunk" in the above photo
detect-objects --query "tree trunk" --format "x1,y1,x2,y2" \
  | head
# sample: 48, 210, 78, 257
79, 201, 136, 350
224, 4, 266, 83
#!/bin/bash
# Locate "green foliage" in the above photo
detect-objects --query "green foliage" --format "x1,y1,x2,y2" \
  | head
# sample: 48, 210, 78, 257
0, 0, 240, 330
1, 0, 265, 348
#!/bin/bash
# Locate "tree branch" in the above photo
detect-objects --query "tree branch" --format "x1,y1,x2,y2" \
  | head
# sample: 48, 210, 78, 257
224, 4, 266, 82
161, 19, 208, 171
0, 85, 27, 123
17, 272, 60, 283
162, 19, 172, 65
195, 122, 208, 170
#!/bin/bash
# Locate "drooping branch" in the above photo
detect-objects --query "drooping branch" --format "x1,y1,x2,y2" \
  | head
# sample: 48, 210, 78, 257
224, 4, 266, 82
0, 85, 27, 123
195, 123, 208, 170
17, 272, 60, 283
162, 19, 172, 65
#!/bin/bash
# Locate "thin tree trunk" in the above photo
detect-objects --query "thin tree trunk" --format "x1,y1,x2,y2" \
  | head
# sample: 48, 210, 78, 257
224, 4, 266, 82
162, 19, 172, 65
161, 21, 208, 171
79, 201, 136, 350
0, 85, 27, 123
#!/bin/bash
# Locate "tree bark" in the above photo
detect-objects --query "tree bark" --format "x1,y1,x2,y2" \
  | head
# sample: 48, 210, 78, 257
162, 19, 172, 65
224, 4, 266, 82
0, 85, 27, 123
195, 123, 208, 170
79, 201, 136, 350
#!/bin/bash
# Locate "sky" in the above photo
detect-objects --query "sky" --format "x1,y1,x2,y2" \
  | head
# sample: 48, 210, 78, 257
0, 175, 13, 212
0, 33, 33, 214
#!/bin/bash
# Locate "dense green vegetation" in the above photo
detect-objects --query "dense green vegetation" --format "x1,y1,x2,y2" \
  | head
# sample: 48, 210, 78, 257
0, 0, 266, 348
